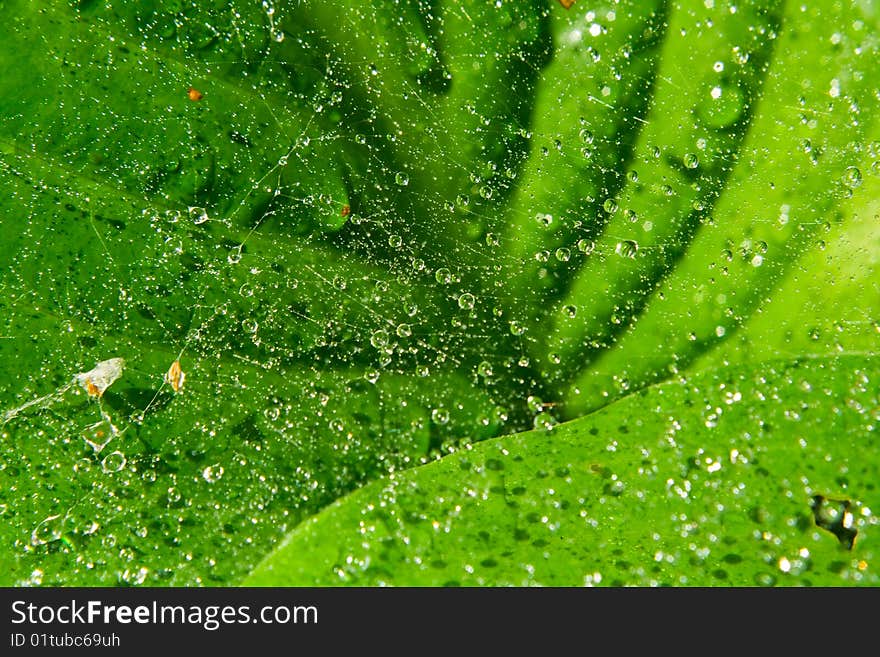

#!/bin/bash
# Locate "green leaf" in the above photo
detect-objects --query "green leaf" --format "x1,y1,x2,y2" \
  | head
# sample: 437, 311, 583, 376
1, 0, 877, 587
246, 355, 880, 586
548, 0, 880, 416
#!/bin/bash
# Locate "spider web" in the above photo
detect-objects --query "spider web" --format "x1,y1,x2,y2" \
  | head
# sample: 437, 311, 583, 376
0, 0, 875, 586
0, 0, 568, 586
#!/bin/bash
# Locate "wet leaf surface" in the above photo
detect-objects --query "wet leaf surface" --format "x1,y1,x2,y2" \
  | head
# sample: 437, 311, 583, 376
0, 1, 877, 585
248, 356, 879, 586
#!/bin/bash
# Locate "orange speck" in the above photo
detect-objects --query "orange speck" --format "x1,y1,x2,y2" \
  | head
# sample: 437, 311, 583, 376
558, 0, 576, 8
340, 204, 351, 218
188, 87, 204, 102
85, 380, 102, 398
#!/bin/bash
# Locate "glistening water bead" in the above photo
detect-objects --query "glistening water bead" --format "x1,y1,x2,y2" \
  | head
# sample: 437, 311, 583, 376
101, 451, 126, 474
615, 240, 639, 259
843, 166, 862, 188
370, 330, 390, 349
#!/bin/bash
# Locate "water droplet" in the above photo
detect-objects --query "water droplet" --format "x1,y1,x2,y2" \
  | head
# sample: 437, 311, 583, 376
370, 329, 390, 349
431, 408, 450, 425
477, 361, 494, 378
533, 412, 558, 431
388, 234, 403, 248
458, 293, 476, 310
227, 247, 243, 264
615, 240, 639, 259
101, 451, 126, 474
485, 232, 500, 247
603, 198, 618, 214
83, 421, 113, 453
577, 239, 595, 254
562, 304, 577, 318
435, 268, 453, 284
683, 153, 700, 169
395, 172, 409, 186
202, 464, 224, 483
509, 320, 526, 336
535, 212, 553, 227
754, 572, 776, 587
555, 247, 571, 262
843, 166, 862, 188
188, 206, 209, 225
31, 515, 65, 546
396, 323, 412, 338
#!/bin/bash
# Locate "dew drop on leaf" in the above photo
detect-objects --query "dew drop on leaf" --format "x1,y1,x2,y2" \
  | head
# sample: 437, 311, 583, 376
843, 166, 862, 188
615, 240, 639, 259
202, 465, 224, 484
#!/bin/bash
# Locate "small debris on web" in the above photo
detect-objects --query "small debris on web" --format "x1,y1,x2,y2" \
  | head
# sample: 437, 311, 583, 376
75, 358, 126, 398
165, 360, 186, 393
1, 357, 126, 427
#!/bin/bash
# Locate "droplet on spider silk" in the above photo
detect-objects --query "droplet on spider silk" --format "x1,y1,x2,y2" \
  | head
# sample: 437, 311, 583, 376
370, 329, 390, 349
101, 451, 127, 474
